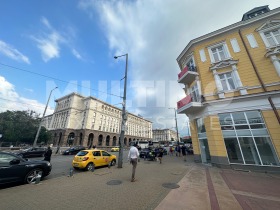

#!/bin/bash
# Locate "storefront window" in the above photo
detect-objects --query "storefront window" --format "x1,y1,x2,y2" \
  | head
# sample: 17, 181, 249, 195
255, 137, 278, 166
224, 138, 243, 164
219, 111, 279, 166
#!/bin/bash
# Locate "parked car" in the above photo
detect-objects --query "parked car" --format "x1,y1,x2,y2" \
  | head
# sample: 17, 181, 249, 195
62, 146, 86, 155
111, 147, 119, 152
139, 148, 156, 161
14, 147, 46, 158
0, 151, 52, 185
72, 149, 117, 171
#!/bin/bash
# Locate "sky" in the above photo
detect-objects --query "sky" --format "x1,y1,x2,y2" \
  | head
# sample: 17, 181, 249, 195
0, 0, 279, 137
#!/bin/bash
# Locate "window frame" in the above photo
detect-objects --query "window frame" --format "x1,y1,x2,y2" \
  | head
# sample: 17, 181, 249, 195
218, 71, 237, 91
208, 42, 231, 63
264, 29, 280, 47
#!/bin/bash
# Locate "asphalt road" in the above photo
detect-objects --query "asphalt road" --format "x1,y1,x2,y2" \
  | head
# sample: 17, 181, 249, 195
36, 150, 126, 180
0, 150, 125, 189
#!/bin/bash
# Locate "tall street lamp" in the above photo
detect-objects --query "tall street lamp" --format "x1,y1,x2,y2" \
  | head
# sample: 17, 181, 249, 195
114, 53, 128, 168
169, 108, 180, 144
33, 87, 58, 147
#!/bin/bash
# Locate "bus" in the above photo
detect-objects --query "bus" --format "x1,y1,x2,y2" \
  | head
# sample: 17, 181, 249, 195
136, 140, 149, 149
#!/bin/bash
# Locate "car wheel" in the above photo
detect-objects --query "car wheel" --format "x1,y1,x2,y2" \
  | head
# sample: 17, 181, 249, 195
86, 163, 94, 171
111, 159, 116, 166
25, 168, 43, 184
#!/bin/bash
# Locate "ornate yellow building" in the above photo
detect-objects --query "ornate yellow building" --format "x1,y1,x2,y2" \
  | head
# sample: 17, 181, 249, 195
43, 92, 152, 147
177, 6, 280, 171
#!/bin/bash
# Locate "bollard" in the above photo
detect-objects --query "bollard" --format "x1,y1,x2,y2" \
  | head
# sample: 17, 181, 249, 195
35, 171, 42, 184
69, 168, 73, 177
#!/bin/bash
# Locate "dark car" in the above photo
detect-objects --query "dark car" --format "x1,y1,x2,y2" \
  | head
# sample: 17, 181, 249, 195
14, 147, 46, 158
62, 146, 86, 155
139, 148, 156, 161
0, 151, 52, 185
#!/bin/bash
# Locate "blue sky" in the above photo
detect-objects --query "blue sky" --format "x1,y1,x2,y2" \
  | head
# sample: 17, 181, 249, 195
0, 0, 279, 137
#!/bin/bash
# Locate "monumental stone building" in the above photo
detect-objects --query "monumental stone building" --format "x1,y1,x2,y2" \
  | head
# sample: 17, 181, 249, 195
152, 129, 178, 143
43, 92, 152, 147
176, 6, 280, 171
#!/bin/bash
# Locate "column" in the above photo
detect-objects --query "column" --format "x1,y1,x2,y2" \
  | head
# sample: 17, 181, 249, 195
232, 65, 247, 95
270, 55, 280, 76
213, 70, 225, 99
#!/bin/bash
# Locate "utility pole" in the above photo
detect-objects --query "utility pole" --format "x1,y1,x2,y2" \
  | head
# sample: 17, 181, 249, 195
114, 53, 128, 168
169, 108, 180, 144
33, 87, 58, 147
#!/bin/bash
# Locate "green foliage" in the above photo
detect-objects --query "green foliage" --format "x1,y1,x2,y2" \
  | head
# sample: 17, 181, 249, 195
0, 110, 51, 145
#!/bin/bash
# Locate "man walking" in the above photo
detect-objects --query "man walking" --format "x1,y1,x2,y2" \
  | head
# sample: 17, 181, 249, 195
44, 146, 52, 162
128, 142, 139, 182
181, 144, 187, 161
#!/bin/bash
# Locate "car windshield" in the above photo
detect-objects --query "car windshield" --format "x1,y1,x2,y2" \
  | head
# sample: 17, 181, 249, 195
76, 151, 88, 156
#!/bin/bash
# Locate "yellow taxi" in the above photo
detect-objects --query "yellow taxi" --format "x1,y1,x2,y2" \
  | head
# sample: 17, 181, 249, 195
72, 149, 117, 171
111, 147, 119, 152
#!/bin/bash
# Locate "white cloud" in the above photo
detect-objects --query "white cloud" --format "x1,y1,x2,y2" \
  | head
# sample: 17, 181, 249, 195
0, 76, 54, 116
0, 40, 30, 64
79, 0, 279, 136
72, 49, 82, 60
31, 17, 86, 62
31, 17, 66, 62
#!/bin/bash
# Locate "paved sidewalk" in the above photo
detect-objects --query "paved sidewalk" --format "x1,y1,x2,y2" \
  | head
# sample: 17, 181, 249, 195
1, 155, 280, 210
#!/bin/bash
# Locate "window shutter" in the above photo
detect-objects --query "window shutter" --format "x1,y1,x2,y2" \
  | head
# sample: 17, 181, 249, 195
246, 34, 259, 48
199, 49, 206, 62
230, 38, 240, 53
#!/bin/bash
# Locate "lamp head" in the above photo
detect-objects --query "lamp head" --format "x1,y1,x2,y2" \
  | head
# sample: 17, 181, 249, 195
114, 56, 118, 59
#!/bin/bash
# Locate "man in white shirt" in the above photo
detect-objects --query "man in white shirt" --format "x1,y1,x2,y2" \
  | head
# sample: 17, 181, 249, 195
128, 142, 140, 182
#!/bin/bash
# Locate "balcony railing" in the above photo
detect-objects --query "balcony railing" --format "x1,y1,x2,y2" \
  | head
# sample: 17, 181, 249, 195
177, 95, 192, 110
177, 93, 203, 110
178, 66, 197, 80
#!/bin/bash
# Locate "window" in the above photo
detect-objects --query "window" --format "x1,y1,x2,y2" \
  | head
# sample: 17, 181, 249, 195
219, 72, 236, 91
190, 84, 200, 102
218, 111, 279, 166
93, 151, 101, 156
212, 46, 226, 61
183, 56, 196, 72
264, 29, 280, 46
208, 43, 230, 63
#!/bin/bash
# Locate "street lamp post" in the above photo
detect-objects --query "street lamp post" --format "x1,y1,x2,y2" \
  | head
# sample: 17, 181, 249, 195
169, 108, 180, 144
114, 53, 128, 168
33, 87, 58, 147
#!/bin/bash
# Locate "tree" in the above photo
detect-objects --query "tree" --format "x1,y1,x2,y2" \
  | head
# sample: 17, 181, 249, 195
0, 110, 51, 145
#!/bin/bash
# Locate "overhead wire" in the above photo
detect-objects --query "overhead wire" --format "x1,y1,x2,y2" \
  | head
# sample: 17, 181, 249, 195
0, 62, 122, 98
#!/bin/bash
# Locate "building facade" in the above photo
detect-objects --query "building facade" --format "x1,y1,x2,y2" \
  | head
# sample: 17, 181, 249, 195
152, 129, 178, 143
43, 92, 152, 147
176, 6, 280, 171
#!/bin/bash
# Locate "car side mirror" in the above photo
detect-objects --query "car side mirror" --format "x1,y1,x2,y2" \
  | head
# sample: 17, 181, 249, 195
10, 159, 20, 165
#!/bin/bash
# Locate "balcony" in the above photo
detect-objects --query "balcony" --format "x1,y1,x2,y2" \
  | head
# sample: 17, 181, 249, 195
178, 66, 199, 85
177, 94, 203, 115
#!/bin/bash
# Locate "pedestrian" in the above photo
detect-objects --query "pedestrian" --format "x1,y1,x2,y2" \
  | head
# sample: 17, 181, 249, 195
158, 147, 164, 164
44, 146, 53, 162
181, 144, 187, 161
128, 142, 139, 182
169, 146, 173, 156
